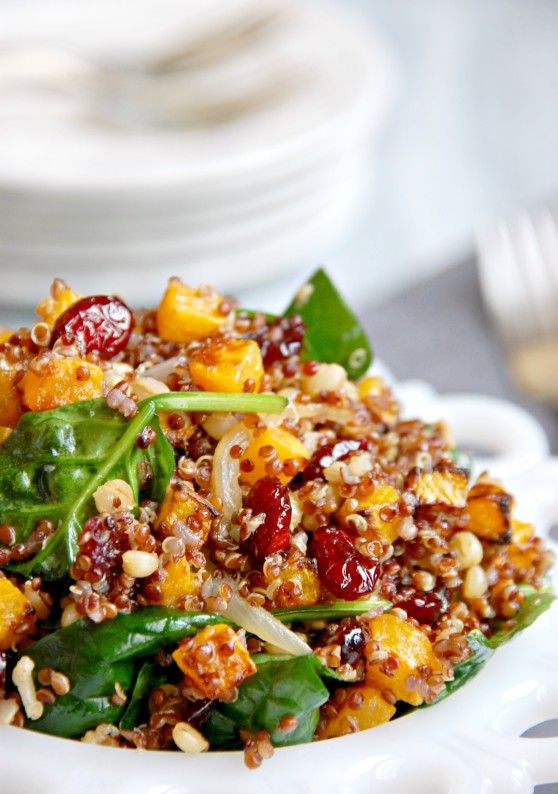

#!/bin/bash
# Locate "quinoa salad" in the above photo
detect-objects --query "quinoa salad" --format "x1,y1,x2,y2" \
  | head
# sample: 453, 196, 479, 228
0, 269, 554, 767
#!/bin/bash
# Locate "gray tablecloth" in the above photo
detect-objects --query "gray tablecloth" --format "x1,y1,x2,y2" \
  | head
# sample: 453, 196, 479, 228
362, 260, 558, 792
362, 259, 558, 453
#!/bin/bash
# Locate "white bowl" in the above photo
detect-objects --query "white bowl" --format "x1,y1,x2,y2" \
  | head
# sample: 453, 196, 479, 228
1, 384, 556, 794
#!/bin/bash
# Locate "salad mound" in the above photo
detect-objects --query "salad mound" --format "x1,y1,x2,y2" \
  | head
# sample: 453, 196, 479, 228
0, 270, 554, 766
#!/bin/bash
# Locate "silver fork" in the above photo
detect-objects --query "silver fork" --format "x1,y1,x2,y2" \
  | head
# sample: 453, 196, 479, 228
476, 208, 558, 405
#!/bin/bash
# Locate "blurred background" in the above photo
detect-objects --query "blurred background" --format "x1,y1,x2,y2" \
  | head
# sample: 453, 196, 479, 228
1, 0, 558, 446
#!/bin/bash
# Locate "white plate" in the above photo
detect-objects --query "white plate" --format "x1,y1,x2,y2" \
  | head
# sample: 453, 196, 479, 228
0, 0, 393, 191
1, 384, 556, 793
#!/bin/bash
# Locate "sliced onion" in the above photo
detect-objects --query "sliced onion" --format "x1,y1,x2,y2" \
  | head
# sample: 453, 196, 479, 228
210, 423, 249, 521
223, 592, 312, 656
143, 355, 186, 382
202, 412, 239, 441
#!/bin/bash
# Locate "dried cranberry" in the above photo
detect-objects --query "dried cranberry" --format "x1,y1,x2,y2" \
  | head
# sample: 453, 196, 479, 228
301, 439, 371, 483
245, 476, 292, 561
327, 617, 368, 665
52, 295, 133, 359
396, 590, 447, 624
77, 513, 131, 584
313, 526, 379, 600
256, 315, 305, 367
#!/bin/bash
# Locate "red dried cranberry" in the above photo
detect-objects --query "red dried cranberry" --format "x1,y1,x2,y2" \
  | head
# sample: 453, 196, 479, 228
257, 315, 305, 367
245, 476, 292, 561
52, 295, 133, 359
328, 617, 368, 665
301, 439, 371, 483
313, 526, 379, 600
396, 589, 447, 624
78, 514, 131, 584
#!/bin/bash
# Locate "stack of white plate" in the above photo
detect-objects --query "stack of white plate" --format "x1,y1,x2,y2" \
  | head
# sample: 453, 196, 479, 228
0, 0, 396, 305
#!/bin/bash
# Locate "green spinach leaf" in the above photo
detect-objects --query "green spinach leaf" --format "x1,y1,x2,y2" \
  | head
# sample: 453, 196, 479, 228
284, 268, 373, 379
205, 654, 329, 749
0, 399, 173, 580
429, 587, 555, 705
119, 662, 166, 730
273, 597, 391, 624
1, 391, 286, 580
26, 607, 230, 737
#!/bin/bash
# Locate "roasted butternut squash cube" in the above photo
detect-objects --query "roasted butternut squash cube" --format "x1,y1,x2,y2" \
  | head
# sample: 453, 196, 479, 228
365, 612, 443, 706
156, 279, 228, 343
0, 369, 23, 427
466, 480, 513, 543
0, 330, 12, 344
172, 624, 256, 701
36, 285, 81, 327
160, 558, 200, 606
357, 375, 399, 426
338, 483, 402, 543
317, 683, 396, 739
239, 425, 310, 486
21, 357, 103, 412
407, 463, 468, 508
511, 519, 535, 544
269, 561, 321, 608
156, 485, 213, 546
189, 338, 263, 393
0, 578, 31, 651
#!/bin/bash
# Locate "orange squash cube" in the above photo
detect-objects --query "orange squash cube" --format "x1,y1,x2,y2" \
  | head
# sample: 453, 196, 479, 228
466, 480, 513, 543
189, 338, 263, 393
172, 624, 256, 701
365, 612, 443, 706
317, 683, 396, 739
156, 279, 228, 343
511, 519, 535, 544
357, 375, 399, 426
20, 357, 103, 412
239, 425, 310, 486
160, 558, 200, 606
269, 561, 321, 608
0, 578, 31, 651
36, 285, 81, 327
338, 483, 402, 543
156, 485, 213, 546
407, 463, 468, 508
0, 369, 23, 427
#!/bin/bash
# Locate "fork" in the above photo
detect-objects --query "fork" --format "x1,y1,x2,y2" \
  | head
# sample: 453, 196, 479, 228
476, 208, 558, 405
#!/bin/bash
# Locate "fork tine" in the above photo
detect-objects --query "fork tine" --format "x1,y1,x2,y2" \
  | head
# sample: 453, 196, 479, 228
476, 220, 530, 344
535, 208, 558, 311
511, 212, 558, 337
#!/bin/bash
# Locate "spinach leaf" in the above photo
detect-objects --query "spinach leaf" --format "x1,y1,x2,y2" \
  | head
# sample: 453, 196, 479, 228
119, 662, 166, 730
486, 586, 555, 647
205, 654, 329, 749
429, 587, 555, 705
1, 391, 286, 580
273, 597, 391, 623
284, 268, 373, 379
0, 399, 173, 580
430, 630, 492, 705
26, 607, 230, 737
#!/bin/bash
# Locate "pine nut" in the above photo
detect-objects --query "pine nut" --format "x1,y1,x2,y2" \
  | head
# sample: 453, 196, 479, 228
172, 721, 209, 753
93, 479, 135, 514
462, 565, 489, 600
450, 531, 484, 570
122, 550, 159, 578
